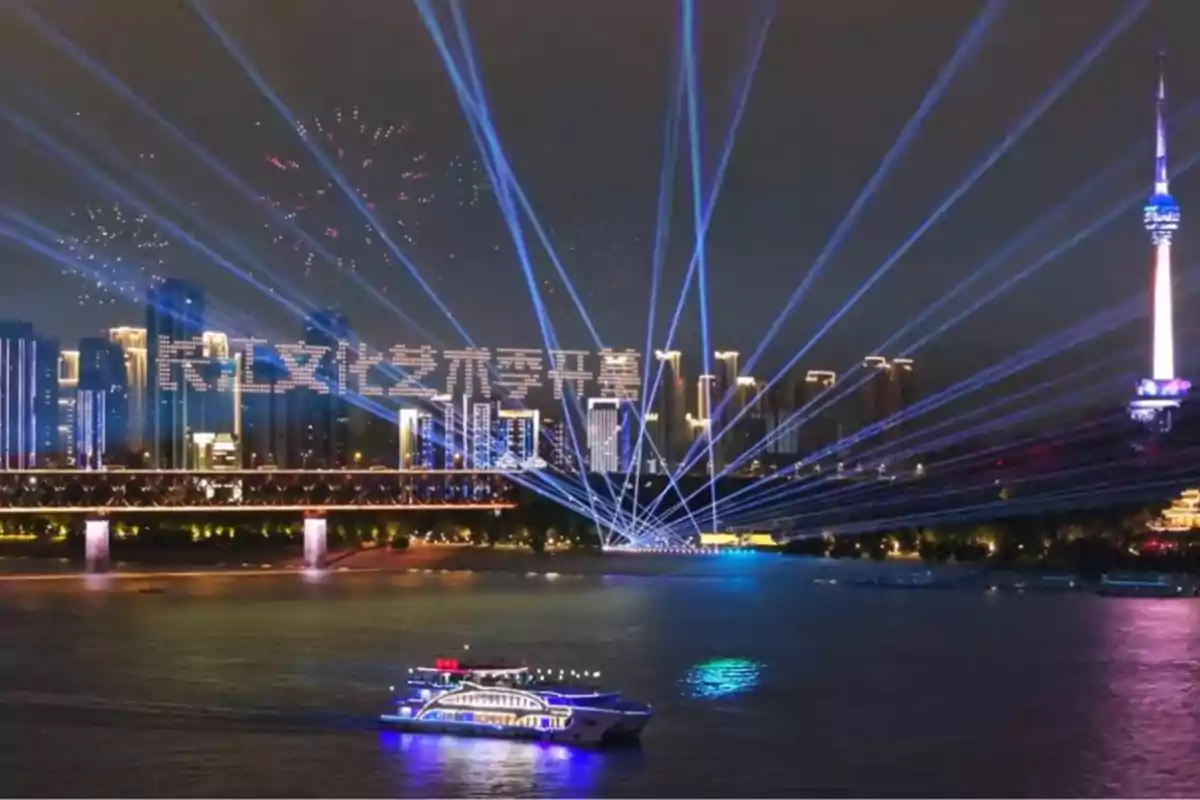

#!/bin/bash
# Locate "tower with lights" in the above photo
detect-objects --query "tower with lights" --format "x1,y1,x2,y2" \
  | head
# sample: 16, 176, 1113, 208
1130, 53, 1190, 431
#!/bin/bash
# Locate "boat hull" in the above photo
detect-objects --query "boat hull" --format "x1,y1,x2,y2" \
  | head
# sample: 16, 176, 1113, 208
380, 706, 649, 746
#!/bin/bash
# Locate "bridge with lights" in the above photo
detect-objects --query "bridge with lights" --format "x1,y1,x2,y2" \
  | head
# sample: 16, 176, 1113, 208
0, 469, 519, 572
0, 469, 518, 514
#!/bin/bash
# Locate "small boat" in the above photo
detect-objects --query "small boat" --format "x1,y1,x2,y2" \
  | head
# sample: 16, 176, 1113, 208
380, 653, 651, 746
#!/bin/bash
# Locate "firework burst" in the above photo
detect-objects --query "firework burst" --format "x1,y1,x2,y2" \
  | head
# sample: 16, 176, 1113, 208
57, 201, 170, 308
258, 105, 489, 282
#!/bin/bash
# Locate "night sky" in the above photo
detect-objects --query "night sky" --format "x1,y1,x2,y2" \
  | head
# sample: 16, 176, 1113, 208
5, 0, 1200, 405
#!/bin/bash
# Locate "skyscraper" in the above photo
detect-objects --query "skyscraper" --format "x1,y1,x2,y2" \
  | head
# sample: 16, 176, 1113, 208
398, 408, 434, 469
0, 322, 39, 469
587, 397, 623, 474
291, 309, 351, 467
147, 279, 205, 468
76, 337, 129, 469
653, 350, 685, 468
861, 356, 895, 430
108, 327, 147, 453
799, 370, 839, 458
497, 408, 540, 468
1131, 53, 1190, 429
58, 350, 80, 463
34, 338, 58, 461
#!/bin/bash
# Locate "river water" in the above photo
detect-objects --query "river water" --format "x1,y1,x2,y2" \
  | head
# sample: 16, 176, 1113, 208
1, 557, 1198, 797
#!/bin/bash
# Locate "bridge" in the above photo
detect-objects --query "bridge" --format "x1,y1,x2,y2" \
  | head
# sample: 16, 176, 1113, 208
0, 469, 519, 573
0, 469, 517, 514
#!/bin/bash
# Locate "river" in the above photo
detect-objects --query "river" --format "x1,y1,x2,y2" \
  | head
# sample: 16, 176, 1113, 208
1, 556, 1198, 797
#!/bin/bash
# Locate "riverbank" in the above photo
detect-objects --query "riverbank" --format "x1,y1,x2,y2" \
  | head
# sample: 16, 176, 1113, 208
0, 543, 784, 579
3, 544, 1198, 598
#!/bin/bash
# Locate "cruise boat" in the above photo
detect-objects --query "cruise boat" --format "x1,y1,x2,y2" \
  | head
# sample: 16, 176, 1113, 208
380, 655, 651, 745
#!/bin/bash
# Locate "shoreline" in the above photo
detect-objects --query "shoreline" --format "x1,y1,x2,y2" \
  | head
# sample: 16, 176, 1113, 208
1, 546, 1197, 596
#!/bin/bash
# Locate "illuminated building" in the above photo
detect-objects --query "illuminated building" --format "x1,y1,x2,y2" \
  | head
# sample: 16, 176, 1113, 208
761, 384, 797, 461
861, 356, 895, 430
497, 408, 540, 468
586, 397, 623, 474
696, 375, 715, 422
431, 394, 462, 469
108, 327, 147, 453
469, 400, 495, 469
1130, 54, 1190, 430
798, 370, 839, 457
639, 411, 664, 474
34, 338, 58, 462
726, 376, 763, 474
1149, 488, 1200, 532
539, 417, 570, 471
685, 414, 710, 473
711, 351, 739, 466
398, 408, 435, 469
653, 349, 686, 468
57, 349, 80, 463
188, 432, 240, 470
0, 322, 40, 469
240, 344, 289, 467
147, 279, 205, 469
713, 351, 739, 400
892, 357, 917, 444
75, 337, 128, 469
292, 309, 352, 467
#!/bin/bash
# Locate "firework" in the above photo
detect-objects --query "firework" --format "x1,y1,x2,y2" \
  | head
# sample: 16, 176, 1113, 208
257, 105, 489, 282
57, 201, 170, 308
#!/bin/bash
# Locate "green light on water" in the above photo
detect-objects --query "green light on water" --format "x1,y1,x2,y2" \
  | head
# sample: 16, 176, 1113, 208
681, 658, 763, 699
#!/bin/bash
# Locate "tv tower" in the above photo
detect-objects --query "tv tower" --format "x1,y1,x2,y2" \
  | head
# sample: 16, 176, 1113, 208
1130, 52, 1190, 430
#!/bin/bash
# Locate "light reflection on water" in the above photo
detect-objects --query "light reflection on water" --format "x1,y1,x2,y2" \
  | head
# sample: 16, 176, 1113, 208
680, 658, 764, 700
379, 730, 605, 797
1, 564, 1199, 796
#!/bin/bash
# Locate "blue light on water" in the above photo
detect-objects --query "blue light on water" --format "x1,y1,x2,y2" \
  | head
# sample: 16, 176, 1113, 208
681, 658, 764, 700
378, 730, 602, 796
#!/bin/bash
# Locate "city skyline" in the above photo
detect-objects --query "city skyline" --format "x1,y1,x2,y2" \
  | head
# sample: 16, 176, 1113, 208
5, 2, 1200, 543
6, 1, 1200, 402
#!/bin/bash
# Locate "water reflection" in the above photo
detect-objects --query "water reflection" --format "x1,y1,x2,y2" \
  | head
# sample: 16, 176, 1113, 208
1091, 599, 1200, 796
378, 730, 603, 796
680, 658, 763, 699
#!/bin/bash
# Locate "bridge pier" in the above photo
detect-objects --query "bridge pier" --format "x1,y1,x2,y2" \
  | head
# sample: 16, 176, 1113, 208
303, 512, 327, 570
84, 517, 110, 573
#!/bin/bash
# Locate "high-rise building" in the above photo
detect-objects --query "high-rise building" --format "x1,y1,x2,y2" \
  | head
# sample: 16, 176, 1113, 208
798, 369, 839, 457
891, 357, 917, 443
34, 338, 59, 462
711, 351, 739, 465
296, 310, 352, 466
653, 349, 686, 468
728, 376, 764, 474
398, 408, 435, 469
147, 279, 205, 468
497, 408, 540, 468
0, 322, 39, 469
57, 349, 80, 464
861, 356, 895, 430
76, 337, 128, 469
1131, 53, 1190, 429
108, 327, 147, 453
587, 397, 623, 474
240, 343, 288, 467
469, 400, 495, 468
639, 411, 663, 474
697, 375, 715, 422
539, 417, 571, 471
431, 394, 462, 469
713, 350, 738, 412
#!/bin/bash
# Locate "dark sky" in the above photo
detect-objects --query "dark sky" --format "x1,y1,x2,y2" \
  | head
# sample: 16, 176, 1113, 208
4, 0, 1200, 404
